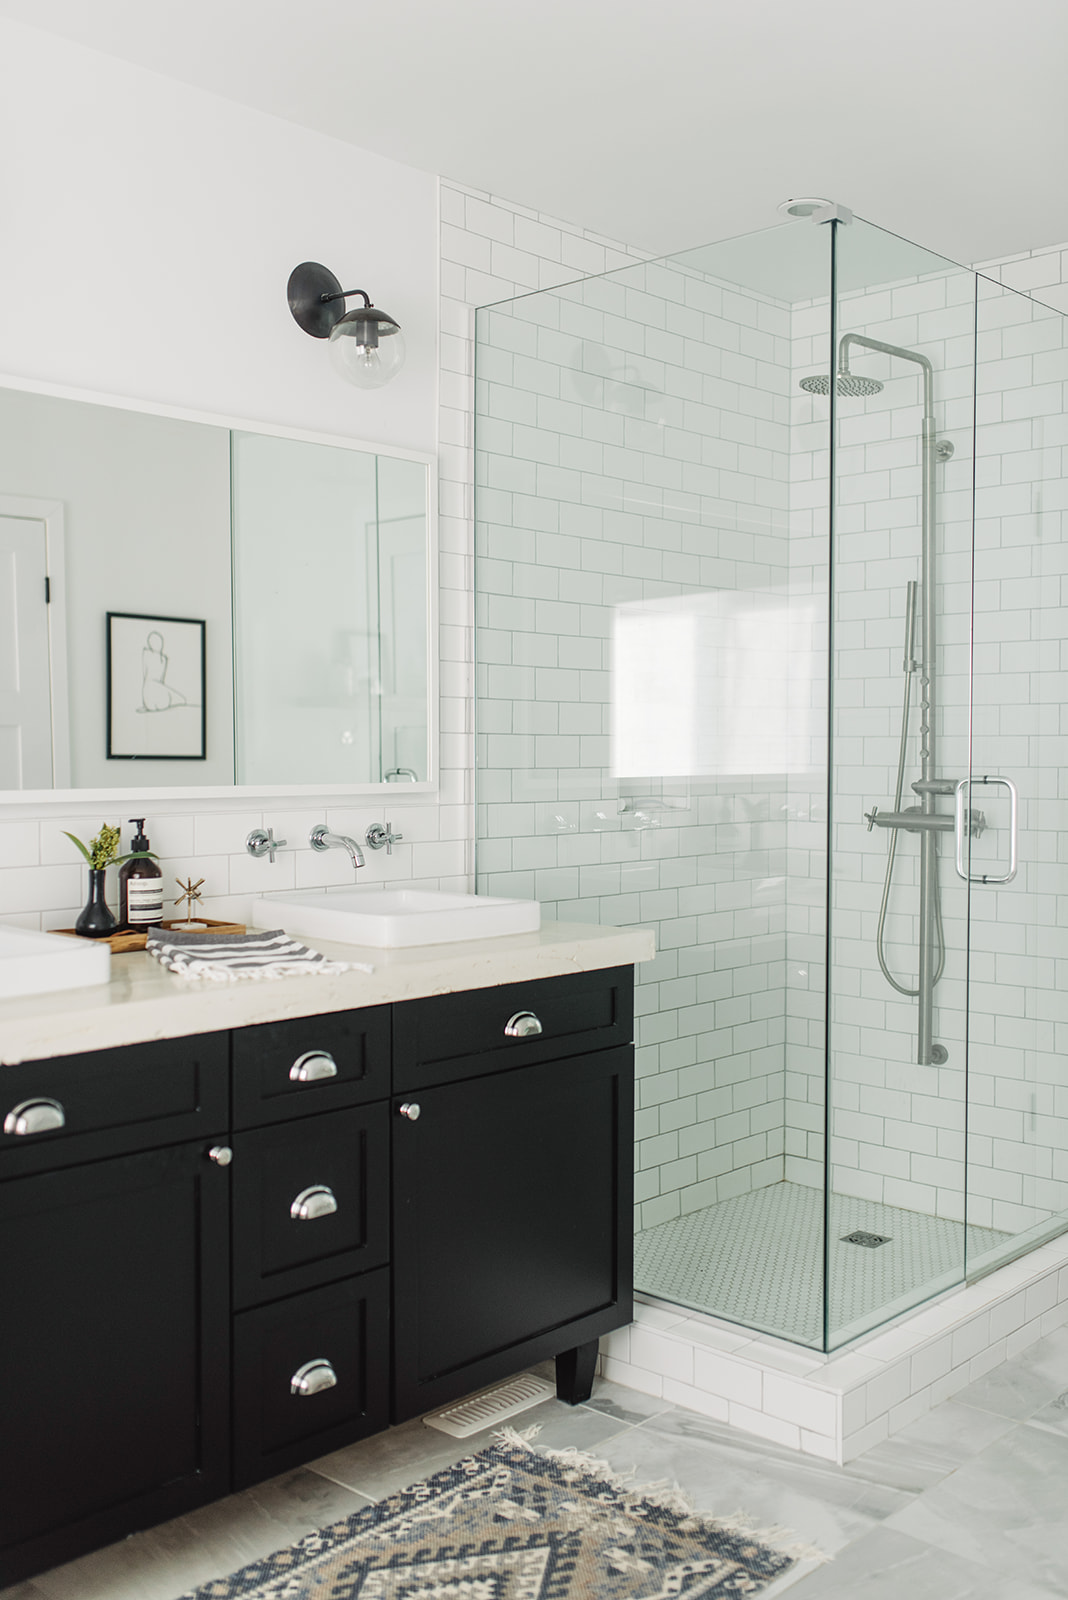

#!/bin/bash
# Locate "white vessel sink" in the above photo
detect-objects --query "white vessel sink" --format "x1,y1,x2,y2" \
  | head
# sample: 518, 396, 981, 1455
248, 888, 541, 949
0, 925, 111, 1000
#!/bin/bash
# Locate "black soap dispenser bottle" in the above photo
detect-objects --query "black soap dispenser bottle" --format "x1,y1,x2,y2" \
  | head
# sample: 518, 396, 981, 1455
119, 818, 163, 931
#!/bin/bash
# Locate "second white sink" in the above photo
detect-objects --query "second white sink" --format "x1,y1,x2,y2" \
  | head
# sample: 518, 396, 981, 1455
0, 925, 111, 1000
248, 887, 541, 949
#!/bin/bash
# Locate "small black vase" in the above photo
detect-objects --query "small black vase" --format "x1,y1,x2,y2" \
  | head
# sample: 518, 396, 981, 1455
75, 868, 117, 939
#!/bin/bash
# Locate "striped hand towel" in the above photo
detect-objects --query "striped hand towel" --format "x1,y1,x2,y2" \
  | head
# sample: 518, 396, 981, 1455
146, 927, 373, 982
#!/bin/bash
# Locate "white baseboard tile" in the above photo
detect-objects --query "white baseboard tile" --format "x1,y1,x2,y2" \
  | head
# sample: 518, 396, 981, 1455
602, 1232, 1068, 1463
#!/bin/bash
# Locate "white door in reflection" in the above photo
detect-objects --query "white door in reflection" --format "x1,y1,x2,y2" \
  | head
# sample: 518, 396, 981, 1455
0, 515, 54, 788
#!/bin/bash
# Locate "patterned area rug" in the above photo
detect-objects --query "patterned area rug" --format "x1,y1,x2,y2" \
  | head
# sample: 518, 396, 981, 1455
181, 1431, 810, 1599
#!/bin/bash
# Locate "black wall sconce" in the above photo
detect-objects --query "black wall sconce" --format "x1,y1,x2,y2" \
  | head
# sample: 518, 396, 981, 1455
287, 261, 406, 390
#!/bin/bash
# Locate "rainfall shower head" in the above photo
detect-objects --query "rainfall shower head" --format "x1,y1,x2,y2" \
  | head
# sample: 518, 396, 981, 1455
800, 371, 883, 397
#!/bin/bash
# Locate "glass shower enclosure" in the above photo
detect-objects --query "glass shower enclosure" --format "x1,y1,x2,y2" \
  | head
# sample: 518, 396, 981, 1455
473, 212, 1068, 1351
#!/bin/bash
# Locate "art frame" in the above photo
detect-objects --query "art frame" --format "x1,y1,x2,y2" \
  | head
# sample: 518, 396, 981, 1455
106, 611, 206, 761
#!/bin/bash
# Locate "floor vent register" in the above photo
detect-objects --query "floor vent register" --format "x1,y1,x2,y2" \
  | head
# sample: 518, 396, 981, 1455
422, 1372, 557, 1438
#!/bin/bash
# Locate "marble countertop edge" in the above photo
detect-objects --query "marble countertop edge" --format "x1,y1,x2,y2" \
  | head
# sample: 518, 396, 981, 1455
0, 921, 656, 1064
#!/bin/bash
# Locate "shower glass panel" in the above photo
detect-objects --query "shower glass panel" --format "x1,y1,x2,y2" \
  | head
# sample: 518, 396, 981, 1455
474, 212, 1068, 1354
965, 276, 1068, 1277
826, 221, 978, 1347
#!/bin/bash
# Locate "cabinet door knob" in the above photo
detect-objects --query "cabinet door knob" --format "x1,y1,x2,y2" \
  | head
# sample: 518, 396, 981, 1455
290, 1184, 338, 1221
289, 1050, 339, 1083
3, 1097, 65, 1137
504, 1011, 543, 1039
291, 1358, 338, 1397
208, 1145, 233, 1166
398, 1102, 421, 1121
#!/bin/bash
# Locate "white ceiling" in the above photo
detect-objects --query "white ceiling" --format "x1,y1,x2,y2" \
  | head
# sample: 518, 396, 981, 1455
3, 0, 1067, 266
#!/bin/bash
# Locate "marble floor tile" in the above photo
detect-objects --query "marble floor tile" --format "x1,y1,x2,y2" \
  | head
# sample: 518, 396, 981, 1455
586, 1408, 907, 1559
885, 1420, 1068, 1592
631, 1407, 914, 1523
26, 1470, 371, 1600
1025, 1390, 1068, 1439
843, 1400, 1018, 1493
950, 1323, 1068, 1421
781, 1523, 1036, 1599
577, 1375, 674, 1426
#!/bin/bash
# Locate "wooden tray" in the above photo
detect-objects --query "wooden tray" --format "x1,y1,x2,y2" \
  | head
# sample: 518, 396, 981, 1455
54, 918, 247, 954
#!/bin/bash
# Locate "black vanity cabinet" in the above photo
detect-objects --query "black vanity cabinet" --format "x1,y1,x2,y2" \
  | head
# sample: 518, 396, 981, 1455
0, 965, 634, 1587
229, 1007, 392, 1487
392, 967, 634, 1420
0, 1034, 232, 1588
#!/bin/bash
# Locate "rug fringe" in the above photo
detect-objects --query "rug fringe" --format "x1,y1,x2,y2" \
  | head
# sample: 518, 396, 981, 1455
493, 1427, 827, 1566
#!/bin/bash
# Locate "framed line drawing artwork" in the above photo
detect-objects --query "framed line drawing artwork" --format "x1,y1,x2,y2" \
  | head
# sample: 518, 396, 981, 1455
106, 612, 206, 760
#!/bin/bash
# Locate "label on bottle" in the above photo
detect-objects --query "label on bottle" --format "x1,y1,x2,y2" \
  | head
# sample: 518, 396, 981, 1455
126, 877, 164, 925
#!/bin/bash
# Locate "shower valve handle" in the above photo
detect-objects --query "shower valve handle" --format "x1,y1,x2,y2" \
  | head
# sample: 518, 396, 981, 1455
864, 807, 879, 832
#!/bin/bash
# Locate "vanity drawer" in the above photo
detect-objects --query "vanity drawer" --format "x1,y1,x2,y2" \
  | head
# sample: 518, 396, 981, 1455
231, 1104, 389, 1310
232, 1007, 390, 1130
232, 1268, 389, 1489
0, 1033, 229, 1178
393, 966, 633, 1091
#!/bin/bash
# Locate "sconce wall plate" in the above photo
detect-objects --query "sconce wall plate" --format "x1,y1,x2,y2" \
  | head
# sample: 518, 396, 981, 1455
288, 261, 347, 338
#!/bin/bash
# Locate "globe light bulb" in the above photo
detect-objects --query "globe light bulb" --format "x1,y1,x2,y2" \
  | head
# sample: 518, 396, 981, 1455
328, 309, 405, 389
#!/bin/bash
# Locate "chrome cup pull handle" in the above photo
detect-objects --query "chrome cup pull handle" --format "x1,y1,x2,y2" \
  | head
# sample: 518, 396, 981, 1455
504, 1011, 543, 1039
289, 1050, 339, 1083
290, 1358, 338, 1397
290, 1184, 338, 1222
955, 775, 1018, 884
3, 1097, 65, 1137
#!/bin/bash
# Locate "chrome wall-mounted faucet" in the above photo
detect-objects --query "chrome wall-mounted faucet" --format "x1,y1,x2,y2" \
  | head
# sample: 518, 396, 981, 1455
365, 821, 403, 855
246, 827, 287, 862
309, 825, 365, 872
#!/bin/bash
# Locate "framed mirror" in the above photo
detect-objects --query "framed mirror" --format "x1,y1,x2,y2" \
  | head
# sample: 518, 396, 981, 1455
0, 378, 436, 802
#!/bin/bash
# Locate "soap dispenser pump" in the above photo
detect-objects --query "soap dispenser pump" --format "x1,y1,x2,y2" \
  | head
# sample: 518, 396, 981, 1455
119, 818, 163, 930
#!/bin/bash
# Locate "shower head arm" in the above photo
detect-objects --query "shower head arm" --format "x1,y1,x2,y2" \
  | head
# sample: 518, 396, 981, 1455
839, 333, 934, 416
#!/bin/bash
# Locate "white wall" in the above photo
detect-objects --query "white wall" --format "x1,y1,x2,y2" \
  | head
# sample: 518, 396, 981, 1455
0, 18, 437, 451
0, 16, 452, 928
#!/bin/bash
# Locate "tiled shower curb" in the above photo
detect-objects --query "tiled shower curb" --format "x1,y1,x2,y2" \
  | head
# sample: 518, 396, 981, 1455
600, 1233, 1068, 1463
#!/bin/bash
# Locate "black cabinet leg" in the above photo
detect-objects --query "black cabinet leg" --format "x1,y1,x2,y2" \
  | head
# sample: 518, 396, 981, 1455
555, 1338, 598, 1405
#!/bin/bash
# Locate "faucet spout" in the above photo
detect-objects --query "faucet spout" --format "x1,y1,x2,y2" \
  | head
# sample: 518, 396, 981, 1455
309, 825, 365, 871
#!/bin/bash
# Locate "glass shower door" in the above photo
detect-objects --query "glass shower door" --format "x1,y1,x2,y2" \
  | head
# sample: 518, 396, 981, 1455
964, 275, 1068, 1275
825, 219, 977, 1346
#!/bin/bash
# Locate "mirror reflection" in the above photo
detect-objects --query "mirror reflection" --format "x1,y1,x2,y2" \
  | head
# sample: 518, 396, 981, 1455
0, 385, 431, 793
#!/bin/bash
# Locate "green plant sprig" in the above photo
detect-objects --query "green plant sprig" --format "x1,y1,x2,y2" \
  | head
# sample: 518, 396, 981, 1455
62, 824, 159, 872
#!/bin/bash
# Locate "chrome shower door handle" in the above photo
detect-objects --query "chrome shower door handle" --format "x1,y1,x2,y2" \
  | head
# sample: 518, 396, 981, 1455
955, 776, 1018, 884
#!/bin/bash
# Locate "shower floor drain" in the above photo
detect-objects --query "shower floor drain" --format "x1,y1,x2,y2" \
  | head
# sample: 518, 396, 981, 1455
842, 1230, 892, 1248
422, 1371, 556, 1438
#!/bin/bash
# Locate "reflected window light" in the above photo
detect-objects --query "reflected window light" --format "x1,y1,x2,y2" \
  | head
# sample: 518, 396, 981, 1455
611, 591, 817, 779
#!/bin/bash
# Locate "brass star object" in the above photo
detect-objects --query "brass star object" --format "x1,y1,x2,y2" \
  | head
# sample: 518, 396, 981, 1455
173, 876, 205, 924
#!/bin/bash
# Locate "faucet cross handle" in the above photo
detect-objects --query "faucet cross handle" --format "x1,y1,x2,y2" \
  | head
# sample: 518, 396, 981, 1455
365, 821, 404, 856
246, 827, 288, 862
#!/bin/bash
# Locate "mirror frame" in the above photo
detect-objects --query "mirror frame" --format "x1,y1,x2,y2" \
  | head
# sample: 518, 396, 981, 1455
0, 372, 439, 809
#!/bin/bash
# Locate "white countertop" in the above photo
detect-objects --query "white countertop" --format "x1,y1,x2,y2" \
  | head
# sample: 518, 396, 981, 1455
0, 921, 655, 1065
